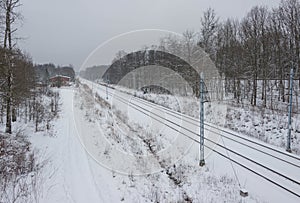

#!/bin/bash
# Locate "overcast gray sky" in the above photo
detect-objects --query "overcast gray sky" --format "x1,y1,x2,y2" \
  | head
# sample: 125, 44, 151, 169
18, 0, 282, 70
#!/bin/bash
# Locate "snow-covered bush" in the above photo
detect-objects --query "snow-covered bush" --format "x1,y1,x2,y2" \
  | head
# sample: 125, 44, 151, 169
0, 133, 44, 203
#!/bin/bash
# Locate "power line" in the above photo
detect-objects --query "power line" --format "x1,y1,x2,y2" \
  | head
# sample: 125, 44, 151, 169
86, 80, 300, 198
111, 91, 300, 186
121, 87, 300, 163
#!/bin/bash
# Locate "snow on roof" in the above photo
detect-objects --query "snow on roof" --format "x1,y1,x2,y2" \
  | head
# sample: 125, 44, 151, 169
49, 75, 71, 79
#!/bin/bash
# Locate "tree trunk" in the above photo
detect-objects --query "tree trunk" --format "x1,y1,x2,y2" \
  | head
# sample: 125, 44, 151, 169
5, 72, 12, 134
12, 107, 16, 122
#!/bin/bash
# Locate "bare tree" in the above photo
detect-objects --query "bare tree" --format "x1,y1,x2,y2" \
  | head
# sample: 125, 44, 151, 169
1, 0, 21, 49
111, 50, 127, 63
268, 7, 289, 103
0, 0, 21, 133
240, 6, 269, 106
279, 0, 300, 84
215, 19, 244, 103
199, 8, 219, 61
182, 30, 197, 64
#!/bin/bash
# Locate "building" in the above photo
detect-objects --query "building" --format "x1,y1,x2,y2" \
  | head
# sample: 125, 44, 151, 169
49, 75, 71, 87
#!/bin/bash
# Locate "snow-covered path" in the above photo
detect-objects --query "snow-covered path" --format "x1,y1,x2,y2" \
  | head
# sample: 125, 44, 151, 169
32, 88, 113, 203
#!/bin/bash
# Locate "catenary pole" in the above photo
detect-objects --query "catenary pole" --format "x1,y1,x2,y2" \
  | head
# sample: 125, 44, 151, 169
287, 68, 294, 153
199, 72, 205, 166
106, 75, 109, 100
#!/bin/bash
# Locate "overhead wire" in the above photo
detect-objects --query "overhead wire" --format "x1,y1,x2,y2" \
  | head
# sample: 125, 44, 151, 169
85, 81, 300, 198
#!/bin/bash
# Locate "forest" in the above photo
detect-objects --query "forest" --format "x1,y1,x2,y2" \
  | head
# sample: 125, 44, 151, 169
0, 1, 72, 201
81, 0, 300, 113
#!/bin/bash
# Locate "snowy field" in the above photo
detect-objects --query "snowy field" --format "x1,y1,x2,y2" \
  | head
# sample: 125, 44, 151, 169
79, 79, 300, 203
2, 82, 299, 202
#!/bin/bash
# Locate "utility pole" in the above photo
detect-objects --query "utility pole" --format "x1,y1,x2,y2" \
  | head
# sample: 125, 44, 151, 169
199, 72, 205, 166
287, 68, 294, 153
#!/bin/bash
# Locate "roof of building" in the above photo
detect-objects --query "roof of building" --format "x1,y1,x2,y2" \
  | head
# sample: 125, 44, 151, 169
49, 75, 71, 80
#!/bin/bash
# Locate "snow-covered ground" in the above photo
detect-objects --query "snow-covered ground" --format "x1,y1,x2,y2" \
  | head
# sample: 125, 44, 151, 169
80, 78, 300, 203
29, 87, 107, 202
99, 81, 300, 155
74, 84, 246, 202
3, 81, 298, 202
27, 85, 252, 202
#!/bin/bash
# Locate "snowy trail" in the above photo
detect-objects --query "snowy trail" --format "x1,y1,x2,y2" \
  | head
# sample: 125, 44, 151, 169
81, 79, 300, 203
33, 88, 108, 203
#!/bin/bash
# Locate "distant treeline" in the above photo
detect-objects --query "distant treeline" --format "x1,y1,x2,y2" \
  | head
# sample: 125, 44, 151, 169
79, 65, 109, 81
35, 63, 75, 82
81, 0, 300, 111
158, 0, 300, 107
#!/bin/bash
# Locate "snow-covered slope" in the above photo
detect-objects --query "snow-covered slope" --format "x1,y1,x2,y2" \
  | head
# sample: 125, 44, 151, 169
25, 80, 300, 202
28, 86, 259, 202
80, 79, 300, 203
